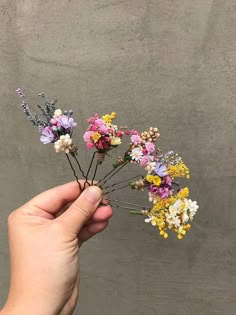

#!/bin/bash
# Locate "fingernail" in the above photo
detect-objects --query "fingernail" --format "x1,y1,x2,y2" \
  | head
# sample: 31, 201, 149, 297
84, 186, 102, 203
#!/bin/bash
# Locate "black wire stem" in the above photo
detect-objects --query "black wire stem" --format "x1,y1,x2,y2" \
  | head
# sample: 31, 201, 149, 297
101, 175, 143, 190
96, 161, 126, 186
106, 199, 150, 210
97, 161, 129, 187
91, 160, 99, 185
86, 151, 97, 181
73, 154, 87, 181
65, 154, 82, 191
112, 204, 149, 212
103, 182, 130, 195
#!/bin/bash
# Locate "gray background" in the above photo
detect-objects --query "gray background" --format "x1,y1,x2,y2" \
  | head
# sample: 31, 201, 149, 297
0, 1, 236, 314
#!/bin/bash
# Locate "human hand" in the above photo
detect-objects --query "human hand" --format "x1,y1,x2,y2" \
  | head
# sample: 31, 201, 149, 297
1, 181, 112, 315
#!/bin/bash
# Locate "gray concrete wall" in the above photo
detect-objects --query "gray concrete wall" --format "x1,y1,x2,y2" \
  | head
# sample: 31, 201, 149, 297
0, 1, 236, 314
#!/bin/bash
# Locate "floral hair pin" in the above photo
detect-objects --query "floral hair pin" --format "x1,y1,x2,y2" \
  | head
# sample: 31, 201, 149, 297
16, 89, 199, 240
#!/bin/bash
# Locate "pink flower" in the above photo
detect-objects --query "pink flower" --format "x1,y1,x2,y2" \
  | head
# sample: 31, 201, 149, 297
131, 134, 141, 145
140, 155, 151, 167
99, 124, 108, 134
86, 142, 94, 149
87, 114, 99, 123
108, 128, 114, 134
164, 176, 172, 185
145, 141, 155, 154
130, 129, 139, 135
158, 187, 172, 199
97, 141, 104, 150
50, 118, 57, 125
116, 131, 123, 137
94, 119, 104, 127
83, 131, 93, 142
148, 185, 172, 199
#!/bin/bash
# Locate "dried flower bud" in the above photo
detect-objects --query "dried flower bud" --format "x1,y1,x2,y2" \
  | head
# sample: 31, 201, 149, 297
135, 178, 145, 190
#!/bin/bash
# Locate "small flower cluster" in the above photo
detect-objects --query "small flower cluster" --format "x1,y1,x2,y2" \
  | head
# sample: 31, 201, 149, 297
83, 112, 124, 152
125, 127, 160, 166
145, 187, 199, 239
128, 150, 198, 239
41, 109, 77, 154
16, 89, 77, 154
144, 152, 189, 203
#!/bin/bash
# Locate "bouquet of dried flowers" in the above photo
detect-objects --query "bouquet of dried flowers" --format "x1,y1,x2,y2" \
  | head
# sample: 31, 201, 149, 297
16, 89, 199, 239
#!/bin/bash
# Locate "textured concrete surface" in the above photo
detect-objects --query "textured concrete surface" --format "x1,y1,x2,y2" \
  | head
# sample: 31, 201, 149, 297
0, 1, 236, 314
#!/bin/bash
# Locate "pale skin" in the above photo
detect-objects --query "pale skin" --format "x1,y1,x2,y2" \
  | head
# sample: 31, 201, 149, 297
0, 181, 112, 315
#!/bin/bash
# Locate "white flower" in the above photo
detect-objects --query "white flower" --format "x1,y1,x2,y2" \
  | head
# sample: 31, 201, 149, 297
173, 199, 184, 210
184, 199, 199, 220
148, 192, 158, 204
130, 147, 143, 162
145, 161, 156, 174
53, 109, 63, 118
145, 216, 157, 226
54, 134, 72, 153
166, 205, 181, 227
182, 211, 189, 223
169, 205, 179, 216
145, 217, 152, 223
166, 215, 181, 227
110, 137, 121, 145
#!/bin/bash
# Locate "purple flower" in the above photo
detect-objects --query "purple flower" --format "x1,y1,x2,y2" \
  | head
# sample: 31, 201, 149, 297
155, 162, 168, 177
149, 184, 172, 199
158, 187, 172, 199
57, 115, 76, 130
149, 184, 159, 195
40, 127, 55, 144
164, 175, 172, 185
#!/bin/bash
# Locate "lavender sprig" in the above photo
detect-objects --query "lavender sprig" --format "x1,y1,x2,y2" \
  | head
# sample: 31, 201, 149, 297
16, 88, 39, 127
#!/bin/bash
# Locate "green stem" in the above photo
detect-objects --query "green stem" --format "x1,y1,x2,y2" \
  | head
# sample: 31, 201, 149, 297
129, 210, 145, 215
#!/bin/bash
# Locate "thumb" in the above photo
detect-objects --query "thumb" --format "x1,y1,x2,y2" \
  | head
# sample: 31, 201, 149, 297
57, 186, 102, 234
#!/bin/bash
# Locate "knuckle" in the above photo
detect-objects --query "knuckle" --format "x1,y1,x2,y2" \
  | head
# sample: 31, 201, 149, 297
8, 210, 19, 226
73, 202, 91, 219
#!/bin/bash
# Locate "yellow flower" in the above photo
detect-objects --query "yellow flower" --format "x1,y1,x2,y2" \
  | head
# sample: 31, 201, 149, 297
168, 162, 190, 178
153, 176, 161, 186
163, 232, 168, 239
102, 112, 116, 123
184, 223, 191, 231
110, 137, 121, 145
111, 112, 116, 119
177, 187, 189, 199
92, 132, 101, 143
146, 175, 154, 183
152, 196, 177, 212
